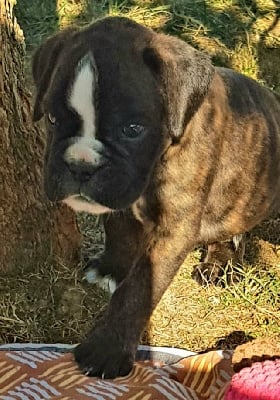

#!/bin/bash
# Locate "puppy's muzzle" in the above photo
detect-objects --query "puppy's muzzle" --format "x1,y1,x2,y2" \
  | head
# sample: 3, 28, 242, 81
67, 160, 101, 182
64, 137, 105, 183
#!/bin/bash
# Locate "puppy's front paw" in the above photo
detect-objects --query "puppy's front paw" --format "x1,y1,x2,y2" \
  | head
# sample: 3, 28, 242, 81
192, 262, 241, 286
74, 325, 135, 379
192, 262, 224, 286
83, 258, 117, 294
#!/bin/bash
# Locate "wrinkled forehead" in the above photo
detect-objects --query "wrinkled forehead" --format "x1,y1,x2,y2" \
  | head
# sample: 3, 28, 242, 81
47, 26, 158, 119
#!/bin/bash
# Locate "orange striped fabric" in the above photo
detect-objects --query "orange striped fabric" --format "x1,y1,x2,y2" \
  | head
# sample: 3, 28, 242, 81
0, 348, 233, 399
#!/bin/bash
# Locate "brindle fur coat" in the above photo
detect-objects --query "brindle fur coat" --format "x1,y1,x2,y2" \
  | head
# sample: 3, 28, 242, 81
32, 17, 280, 378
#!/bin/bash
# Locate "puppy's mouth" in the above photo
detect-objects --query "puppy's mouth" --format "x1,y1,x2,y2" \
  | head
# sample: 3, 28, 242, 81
75, 193, 93, 203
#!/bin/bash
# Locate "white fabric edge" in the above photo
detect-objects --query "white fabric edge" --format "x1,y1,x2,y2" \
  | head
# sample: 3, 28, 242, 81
0, 343, 196, 357
0, 343, 75, 350
137, 344, 196, 357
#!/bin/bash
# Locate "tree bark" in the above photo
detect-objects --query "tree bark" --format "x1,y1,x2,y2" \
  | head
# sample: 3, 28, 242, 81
0, 0, 81, 273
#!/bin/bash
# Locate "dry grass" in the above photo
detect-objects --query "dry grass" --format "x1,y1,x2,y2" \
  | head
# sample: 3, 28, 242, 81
0, 214, 109, 344
3, 0, 279, 351
148, 246, 280, 352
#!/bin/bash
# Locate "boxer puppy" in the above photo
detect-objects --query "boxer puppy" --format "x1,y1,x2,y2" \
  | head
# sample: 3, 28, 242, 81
32, 17, 280, 378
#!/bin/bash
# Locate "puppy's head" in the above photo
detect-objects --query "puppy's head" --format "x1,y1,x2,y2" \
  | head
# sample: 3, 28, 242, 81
32, 17, 214, 214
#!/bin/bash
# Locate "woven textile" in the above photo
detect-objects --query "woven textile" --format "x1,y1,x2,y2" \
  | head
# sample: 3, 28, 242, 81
224, 359, 280, 400
0, 346, 233, 399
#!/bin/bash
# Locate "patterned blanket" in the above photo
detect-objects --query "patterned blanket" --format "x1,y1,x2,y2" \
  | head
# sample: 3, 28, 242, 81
0, 344, 234, 399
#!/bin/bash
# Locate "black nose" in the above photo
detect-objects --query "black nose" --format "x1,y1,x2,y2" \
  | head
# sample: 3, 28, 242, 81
67, 162, 96, 182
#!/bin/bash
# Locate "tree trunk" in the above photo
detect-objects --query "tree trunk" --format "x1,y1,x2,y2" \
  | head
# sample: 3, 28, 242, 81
0, 0, 81, 273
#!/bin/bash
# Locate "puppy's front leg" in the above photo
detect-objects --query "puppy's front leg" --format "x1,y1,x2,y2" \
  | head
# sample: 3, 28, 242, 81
84, 210, 144, 290
74, 229, 194, 379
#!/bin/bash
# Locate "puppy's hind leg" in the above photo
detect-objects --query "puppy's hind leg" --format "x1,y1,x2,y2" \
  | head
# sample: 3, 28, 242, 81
192, 234, 246, 286
84, 210, 144, 293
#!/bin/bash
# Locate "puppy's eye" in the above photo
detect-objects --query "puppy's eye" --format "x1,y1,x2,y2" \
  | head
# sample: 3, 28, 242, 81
122, 124, 146, 139
48, 113, 57, 125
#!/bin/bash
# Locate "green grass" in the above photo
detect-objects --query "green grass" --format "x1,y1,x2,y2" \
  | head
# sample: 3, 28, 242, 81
15, 0, 59, 49
16, 0, 280, 86
9, 0, 280, 351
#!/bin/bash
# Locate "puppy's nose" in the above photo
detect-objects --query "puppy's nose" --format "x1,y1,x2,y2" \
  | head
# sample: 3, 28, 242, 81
67, 162, 96, 182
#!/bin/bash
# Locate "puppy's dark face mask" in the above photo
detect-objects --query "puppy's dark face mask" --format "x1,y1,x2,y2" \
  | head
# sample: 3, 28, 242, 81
32, 17, 214, 213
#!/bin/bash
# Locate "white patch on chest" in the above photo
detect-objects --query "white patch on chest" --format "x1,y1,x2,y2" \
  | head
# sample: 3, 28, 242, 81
69, 54, 96, 138
63, 195, 111, 215
131, 196, 145, 224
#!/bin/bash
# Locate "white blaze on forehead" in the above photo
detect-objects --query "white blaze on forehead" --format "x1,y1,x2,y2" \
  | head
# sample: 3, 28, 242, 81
69, 54, 96, 138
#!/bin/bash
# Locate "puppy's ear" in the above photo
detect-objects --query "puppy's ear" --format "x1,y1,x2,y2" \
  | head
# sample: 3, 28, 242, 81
143, 34, 215, 138
32, 28, 77, 122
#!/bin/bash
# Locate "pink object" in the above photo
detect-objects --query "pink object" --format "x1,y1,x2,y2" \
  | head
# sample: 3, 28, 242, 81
224, 359, 280, 400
